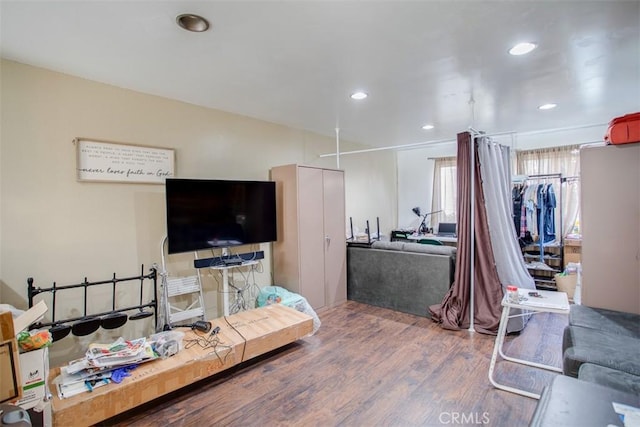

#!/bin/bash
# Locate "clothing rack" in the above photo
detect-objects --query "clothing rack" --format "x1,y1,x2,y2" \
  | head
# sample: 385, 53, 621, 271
521, 173, 563, 264
561, 175, 580, 183
514, 173, 565, 287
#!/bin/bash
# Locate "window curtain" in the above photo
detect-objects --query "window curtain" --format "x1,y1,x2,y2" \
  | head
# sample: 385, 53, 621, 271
478, 137, 536, 333
517, 145, 581, 237
430, 132, 504, 334
431, 156, 457, 230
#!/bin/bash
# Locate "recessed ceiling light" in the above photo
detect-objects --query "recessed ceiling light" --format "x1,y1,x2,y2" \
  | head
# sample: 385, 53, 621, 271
538, 103, 557, 110
509, 42, 537, 56
422, 124, 435, 130
176, 14, 210, 32
350, 92, 368, 100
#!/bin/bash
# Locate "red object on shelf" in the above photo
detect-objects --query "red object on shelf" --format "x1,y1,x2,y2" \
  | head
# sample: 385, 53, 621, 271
604, 112, 640, 145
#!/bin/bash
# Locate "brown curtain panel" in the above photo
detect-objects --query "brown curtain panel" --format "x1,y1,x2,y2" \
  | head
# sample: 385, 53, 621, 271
429, 132, 504, 334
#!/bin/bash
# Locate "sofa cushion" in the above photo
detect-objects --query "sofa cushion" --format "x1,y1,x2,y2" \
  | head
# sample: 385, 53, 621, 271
370, 240, 405, 251
371, 240, 456, 256
578, 363, 640, 395
402, 242, 456, 256
563, 325, 640, 377
569, 305, 640, 339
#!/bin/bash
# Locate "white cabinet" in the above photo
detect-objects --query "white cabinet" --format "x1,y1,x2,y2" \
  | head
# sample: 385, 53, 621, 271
580, 144, 640, 314
271, 164, 347, 310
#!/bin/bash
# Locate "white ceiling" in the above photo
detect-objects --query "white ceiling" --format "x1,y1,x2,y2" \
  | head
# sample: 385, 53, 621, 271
1, 1, 639, 148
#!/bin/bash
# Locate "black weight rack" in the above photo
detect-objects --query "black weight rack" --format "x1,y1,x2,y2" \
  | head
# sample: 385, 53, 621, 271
27, 265, 158, 339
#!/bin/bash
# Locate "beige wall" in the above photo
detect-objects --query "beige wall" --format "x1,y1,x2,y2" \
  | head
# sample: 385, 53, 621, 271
0, 60, 396, 365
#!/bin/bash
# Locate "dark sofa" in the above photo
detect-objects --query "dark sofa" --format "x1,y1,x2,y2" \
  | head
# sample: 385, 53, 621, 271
346, 241, 455, 318
562, 305, 640, 394
530, 305, 640, 425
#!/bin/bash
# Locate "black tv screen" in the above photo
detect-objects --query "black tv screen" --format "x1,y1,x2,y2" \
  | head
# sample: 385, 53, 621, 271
165, 178, 277, 254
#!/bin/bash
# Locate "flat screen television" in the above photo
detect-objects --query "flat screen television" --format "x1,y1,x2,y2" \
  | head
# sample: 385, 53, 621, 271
165, 178, 277, 254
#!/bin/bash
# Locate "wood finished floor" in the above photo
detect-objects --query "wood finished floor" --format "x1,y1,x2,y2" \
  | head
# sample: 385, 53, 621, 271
102, 301, 568, 427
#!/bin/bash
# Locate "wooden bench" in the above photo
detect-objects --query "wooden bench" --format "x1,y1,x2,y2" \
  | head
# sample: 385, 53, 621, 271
48, 304, 313, 426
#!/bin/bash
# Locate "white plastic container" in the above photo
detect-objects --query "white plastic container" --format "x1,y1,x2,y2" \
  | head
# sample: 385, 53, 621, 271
506, 285, 519, 304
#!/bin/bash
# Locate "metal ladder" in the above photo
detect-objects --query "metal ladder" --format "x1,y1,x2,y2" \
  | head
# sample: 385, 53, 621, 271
159, 236, 206, 329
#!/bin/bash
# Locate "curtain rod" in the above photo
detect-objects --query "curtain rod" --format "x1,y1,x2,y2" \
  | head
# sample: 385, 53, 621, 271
428, 139, 603, 160
319, 137, 456, 157
319, 122, 606, 158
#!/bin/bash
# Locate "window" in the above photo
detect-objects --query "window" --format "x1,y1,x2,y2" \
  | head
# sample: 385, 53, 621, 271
431, 156, 457, 228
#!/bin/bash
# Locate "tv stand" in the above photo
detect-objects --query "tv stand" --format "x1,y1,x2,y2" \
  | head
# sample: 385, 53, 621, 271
206, 260, 258, 316
194, 250, 265, 316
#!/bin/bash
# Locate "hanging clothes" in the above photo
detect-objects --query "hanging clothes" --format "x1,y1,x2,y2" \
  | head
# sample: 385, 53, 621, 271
535, 182, 557, 244
524, 184, 537, 239
512, 183, 535, 247
543, 183, 557, 242
519, 189, 527, 238
512, 185, 523, 234
512, 179, 559, 247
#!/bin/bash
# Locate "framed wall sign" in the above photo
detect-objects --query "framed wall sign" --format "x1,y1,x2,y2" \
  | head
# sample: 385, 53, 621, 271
75, 138, 175, 184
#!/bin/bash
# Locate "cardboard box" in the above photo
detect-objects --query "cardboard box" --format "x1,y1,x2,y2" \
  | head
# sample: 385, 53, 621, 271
2, 301, 49, 405
14, 347, 49, 410
1, 311, 22, 404
13, 301, 48, 335
564, 239, 582, 267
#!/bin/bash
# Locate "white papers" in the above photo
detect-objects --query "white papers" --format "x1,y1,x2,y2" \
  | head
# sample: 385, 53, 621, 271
54, 337, 157, 399
55, 376, 110, 399
506, 288, 570, 311
613, 402, 640, 427
86, 337, 151, 367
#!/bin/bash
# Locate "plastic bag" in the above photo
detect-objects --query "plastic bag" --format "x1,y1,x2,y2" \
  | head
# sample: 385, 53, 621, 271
256, 286, 321, 335
150, 330, 184, 358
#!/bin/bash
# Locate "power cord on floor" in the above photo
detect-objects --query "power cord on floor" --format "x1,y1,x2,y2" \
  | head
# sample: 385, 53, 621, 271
223, 315, 247, 363
183, 326, 232, 365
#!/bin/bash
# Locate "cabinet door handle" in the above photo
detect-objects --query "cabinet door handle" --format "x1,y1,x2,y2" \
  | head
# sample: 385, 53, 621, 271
325, 235, 330, 246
